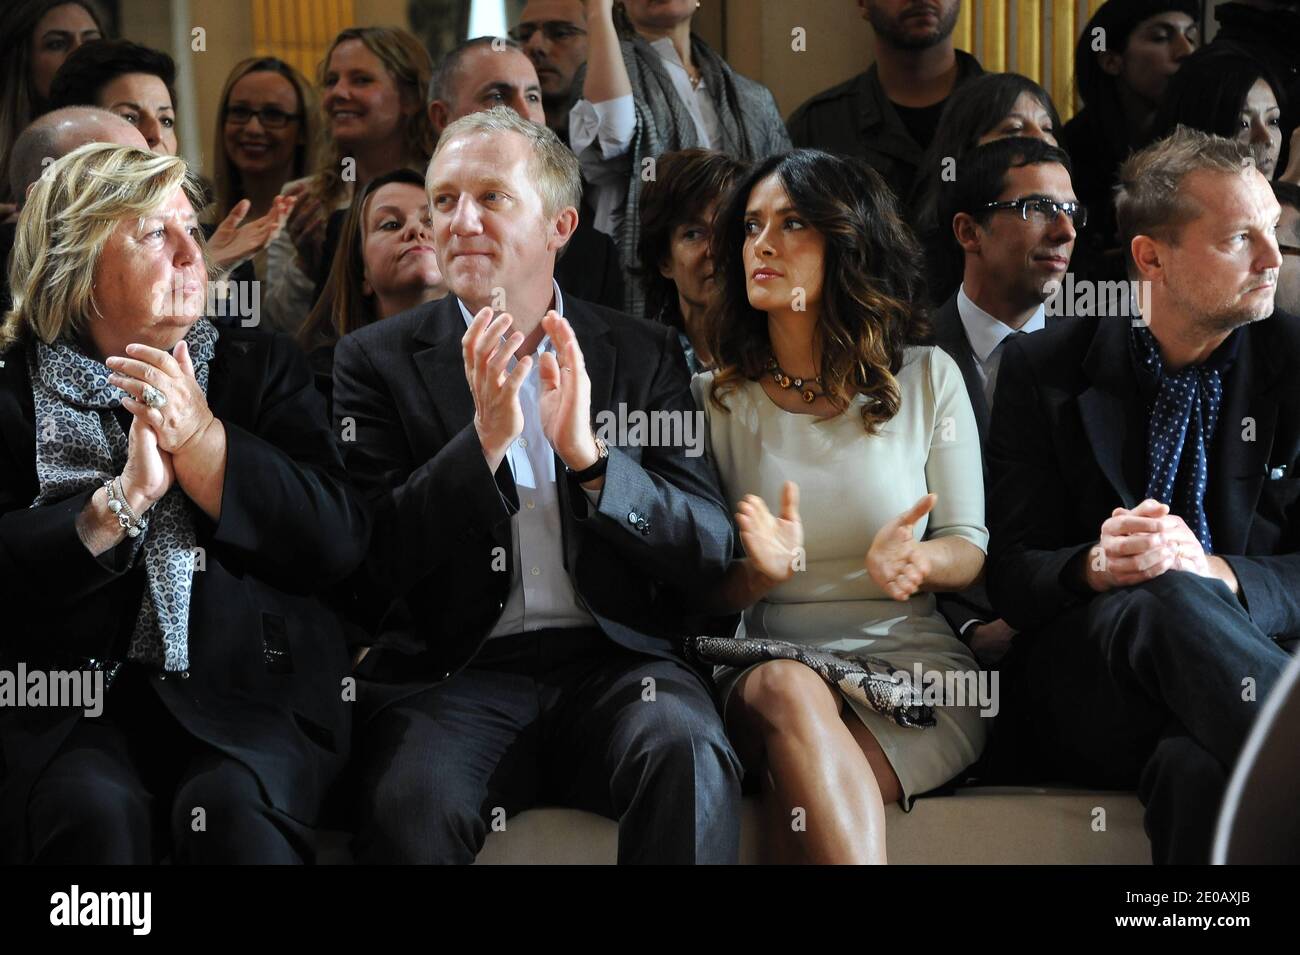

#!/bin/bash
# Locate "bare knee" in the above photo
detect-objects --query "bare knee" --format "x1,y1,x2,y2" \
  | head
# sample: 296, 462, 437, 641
736, 660, 841, 734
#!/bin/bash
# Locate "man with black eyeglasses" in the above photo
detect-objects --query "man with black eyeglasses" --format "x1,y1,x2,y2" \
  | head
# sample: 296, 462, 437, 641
927, 136, 1080, 670
512, 0, 590, 141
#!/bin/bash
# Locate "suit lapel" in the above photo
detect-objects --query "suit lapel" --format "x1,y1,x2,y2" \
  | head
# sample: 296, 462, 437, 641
1079, 318, 1142, 509
562, 296, 615, 423
411, 296, 478, 434
552, 295, 614, 572
1207, 324, 1280, 555
411, 296, 516, 499
929, 296, 991, 444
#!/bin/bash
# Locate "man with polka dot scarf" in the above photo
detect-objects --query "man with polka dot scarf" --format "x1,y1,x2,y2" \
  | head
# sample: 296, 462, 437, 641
983, 127, 1300, 865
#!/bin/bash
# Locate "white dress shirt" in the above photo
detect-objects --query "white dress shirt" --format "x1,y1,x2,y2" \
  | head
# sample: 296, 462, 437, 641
956, 283, 1046, 409
569, 36, 722, 238
458, 280, 599, 637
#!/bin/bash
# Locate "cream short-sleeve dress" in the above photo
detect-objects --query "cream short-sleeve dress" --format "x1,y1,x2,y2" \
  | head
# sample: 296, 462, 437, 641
692, 345, 989, 805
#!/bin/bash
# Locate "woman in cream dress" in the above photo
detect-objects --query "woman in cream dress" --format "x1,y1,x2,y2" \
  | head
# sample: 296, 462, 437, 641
695, 149, 988, 864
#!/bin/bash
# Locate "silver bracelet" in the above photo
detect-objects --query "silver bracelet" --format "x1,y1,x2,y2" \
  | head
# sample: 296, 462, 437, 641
103, 477, 149, 538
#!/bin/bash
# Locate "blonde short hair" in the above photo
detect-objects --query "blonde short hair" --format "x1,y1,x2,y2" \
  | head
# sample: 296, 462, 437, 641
429, 106, 581, 219
1117, 126, 1266, 255
0, 142, 210, 352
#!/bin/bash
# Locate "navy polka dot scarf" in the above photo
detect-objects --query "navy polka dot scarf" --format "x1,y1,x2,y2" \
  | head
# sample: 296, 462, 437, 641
1131, 323, 1221, 553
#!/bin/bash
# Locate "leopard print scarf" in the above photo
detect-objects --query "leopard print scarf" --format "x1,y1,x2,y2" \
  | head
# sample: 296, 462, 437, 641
27, 319, 219, 672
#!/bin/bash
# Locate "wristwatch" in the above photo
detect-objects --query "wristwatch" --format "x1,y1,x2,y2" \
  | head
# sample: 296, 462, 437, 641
568, 435, 609, 483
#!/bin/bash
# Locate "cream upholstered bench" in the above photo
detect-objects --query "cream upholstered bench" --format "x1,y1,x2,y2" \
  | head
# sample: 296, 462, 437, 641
464, 787, 1150, 864
317, 788, 1149, 864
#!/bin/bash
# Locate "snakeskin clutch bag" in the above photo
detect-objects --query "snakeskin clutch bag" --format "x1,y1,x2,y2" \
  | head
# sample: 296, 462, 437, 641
684, 635, 935, 729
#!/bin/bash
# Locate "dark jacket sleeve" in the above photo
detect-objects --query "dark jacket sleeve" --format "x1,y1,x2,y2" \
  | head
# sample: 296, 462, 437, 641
576, 326, 733, 592
1221, 553, 1300, 638
985, 339, 1094, 632
331, 331, 516, 601
0, 486, 136, 605
205, 334, 370, 592
935, 589, 992, 643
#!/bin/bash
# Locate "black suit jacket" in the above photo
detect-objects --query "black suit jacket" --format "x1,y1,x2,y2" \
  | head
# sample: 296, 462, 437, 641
987, 310, 1300, 638
0, 328, 370, 861
331, 291, 733, 701
928, 293, 993, 459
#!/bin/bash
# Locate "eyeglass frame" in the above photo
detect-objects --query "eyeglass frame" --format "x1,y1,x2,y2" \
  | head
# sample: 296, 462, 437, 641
981, 195, 1088, 229
1278, 242, 1300, 258
508, 21, 589, 43
223, 105, 303, 129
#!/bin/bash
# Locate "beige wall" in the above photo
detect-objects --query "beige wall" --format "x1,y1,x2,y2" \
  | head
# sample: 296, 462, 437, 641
725, 0, 873, 118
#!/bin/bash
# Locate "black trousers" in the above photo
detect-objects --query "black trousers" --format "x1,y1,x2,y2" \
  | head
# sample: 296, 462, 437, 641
352, 628, 743, 864
995, 571, 1293, 864
25, 664, 313, 864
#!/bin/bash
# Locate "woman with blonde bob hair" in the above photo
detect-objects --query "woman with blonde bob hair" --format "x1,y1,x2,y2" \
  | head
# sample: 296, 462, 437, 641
0, 142, 370, 864
264, 25, 435, 333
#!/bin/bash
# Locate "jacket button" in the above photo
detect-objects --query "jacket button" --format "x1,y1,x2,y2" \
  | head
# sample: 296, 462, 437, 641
440, 671, 451, 681
158, 673, 167, 681
628, 511, 639, 525
180, 671, 190, 680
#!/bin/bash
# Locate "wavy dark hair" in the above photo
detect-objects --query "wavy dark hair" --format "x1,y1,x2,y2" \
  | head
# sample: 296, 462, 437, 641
707, 149, 928, 435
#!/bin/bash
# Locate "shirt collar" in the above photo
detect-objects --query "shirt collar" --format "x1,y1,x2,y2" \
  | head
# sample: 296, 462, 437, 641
650, 36, 687, 71
457, 279, 565, 357
956, 283, 1046, 363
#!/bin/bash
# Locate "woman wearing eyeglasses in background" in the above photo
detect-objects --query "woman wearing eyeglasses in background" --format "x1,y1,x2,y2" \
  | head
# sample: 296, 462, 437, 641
210, 57, 321, 283
50, 39, 296, 279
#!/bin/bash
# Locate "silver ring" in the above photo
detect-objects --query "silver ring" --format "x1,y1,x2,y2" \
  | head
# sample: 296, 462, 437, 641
141, 383, 167, 409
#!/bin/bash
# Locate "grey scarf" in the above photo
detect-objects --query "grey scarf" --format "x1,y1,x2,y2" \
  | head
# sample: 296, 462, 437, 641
27, 319, 219, 671
601, 32, 791, 316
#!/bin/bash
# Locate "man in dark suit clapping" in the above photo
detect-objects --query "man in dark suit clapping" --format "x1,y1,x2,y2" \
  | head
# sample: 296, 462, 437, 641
986, 127, 1300, 864
333, 107, 741, 864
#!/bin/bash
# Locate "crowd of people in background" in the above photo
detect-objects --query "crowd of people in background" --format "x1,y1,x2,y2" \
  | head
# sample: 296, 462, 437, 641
2, 0, 1300, 867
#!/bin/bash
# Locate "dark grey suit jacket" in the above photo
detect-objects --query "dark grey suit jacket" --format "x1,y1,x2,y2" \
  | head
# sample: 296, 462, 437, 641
331, 289, 734, 710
